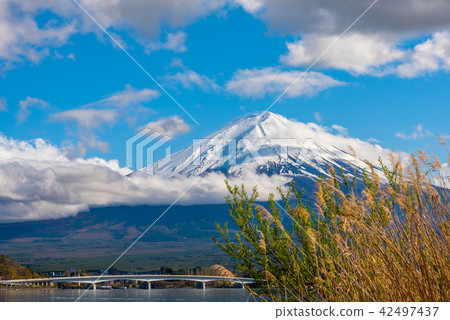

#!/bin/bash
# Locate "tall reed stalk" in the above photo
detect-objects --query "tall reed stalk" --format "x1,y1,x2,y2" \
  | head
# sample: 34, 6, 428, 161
213, 146, 450, 301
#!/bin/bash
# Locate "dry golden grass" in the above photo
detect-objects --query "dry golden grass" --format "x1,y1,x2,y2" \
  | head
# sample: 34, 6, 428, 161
214, 147, 450, 302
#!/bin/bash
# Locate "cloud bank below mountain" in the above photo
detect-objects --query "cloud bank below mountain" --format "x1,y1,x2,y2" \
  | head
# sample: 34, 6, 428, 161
0, 134, 289, 222
0, 112, 429, 223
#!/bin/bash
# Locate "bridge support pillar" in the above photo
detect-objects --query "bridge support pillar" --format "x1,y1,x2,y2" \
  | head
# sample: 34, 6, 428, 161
147, 282, 151, 290
92, 283, 96, 290
197, 282, 205, 290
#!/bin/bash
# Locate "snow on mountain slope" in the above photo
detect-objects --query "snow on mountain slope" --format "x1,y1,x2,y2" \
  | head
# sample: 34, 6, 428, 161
137, 112, 388, 179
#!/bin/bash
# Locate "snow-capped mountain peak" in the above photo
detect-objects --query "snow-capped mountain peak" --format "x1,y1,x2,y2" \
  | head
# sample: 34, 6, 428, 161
137, 112, 386, 179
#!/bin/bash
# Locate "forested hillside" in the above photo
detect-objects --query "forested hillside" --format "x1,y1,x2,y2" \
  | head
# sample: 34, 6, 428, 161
0, 254, 40, 280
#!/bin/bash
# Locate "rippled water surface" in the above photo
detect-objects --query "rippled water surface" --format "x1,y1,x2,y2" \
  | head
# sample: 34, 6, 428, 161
0, 288, 257, 302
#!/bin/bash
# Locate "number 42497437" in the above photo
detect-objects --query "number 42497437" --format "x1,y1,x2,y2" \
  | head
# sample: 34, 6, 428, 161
379, 307, 439, 317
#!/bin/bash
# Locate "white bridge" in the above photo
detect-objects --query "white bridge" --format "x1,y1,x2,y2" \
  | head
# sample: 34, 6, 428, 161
0, 275, 256, 290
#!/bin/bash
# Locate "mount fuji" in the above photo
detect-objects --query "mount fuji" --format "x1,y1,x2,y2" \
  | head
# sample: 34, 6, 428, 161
0, 113, 390, 270
136, 112, 386, 181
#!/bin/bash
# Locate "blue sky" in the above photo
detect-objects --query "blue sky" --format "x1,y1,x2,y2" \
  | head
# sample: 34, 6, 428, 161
1, 0, 450, 166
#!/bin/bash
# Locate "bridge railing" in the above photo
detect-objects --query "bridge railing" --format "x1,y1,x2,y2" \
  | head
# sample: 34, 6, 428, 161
0, 275, 256, 288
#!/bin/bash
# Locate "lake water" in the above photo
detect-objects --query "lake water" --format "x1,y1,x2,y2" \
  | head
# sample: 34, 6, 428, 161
0, 288, 257, 302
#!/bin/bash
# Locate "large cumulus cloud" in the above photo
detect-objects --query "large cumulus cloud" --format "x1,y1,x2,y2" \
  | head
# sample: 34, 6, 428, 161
0, 135, 289, 222
240, 0, 450, 77
0, 0, 227, 69
242, 0, 450, 36
4, 0, 450, 77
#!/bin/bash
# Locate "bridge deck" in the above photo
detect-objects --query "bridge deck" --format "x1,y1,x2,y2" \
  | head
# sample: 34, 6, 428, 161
0, 275, 256, 285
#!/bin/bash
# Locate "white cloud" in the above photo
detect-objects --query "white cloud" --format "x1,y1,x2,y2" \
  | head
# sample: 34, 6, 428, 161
396, 124, 433, 140
0, 135, 68, 163
5, 0, 450, 80
146, 31, 188, 53
51, 85, 159, 155
0, 97, 7, 112
0, 134, 288, 222
313, 112, 323, 123
281, 33, 405, 75
226, 67, 344, 98
0, 1, 76, 70
292, 122, 402, 167
51, 109, 115, 156
52, 109, 117, 129
237, 0, 450, 37
0, 0, 227, 70
77, 0, 227, 38
236, 1, 450, 78
280, 30, 450, 78
84, 85, 160, 109
166, 70, 220, 91
76, 134, 110, 155
0, 114, 420, 223
53, 51, 76, 61
164, 59, 220, 92
234, 0, 264, 13
394, 31, 450, 78
16, 97, 50, 123
331, 124, 349, 136
51, 86, 159, 127
367, 138, 380, 143
142, 116, 191, 137
1, 116, 416, 222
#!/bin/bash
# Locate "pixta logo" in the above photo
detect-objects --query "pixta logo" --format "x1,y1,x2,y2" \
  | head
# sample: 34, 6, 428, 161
126, 128, 172, 175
